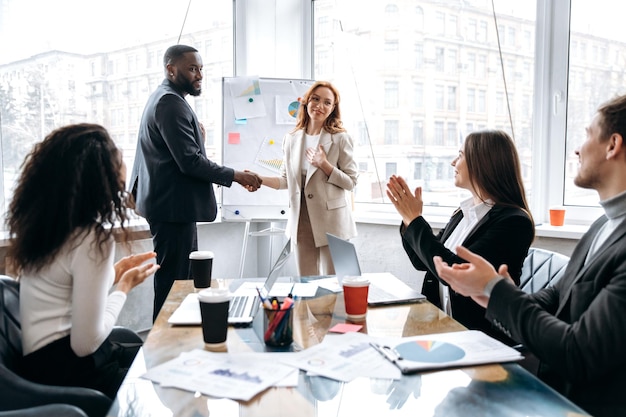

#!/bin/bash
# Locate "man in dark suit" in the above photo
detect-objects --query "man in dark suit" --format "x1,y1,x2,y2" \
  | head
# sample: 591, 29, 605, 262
131, 44, 262, 320
433, 93, 626, 417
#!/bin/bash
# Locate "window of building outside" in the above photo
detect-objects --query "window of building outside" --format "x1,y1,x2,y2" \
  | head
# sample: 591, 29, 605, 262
313, 0, 626, 222
0, 0, 233, 227
313, 0, 537, 211
1, 1, 625, 230
564, 0, 626, 206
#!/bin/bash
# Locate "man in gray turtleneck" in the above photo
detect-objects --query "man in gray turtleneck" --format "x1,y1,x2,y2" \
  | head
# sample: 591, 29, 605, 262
432, 93, 626, 417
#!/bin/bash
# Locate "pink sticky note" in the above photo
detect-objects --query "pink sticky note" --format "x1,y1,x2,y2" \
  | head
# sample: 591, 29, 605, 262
228, 132, 240, 144
329, 323, 363, 333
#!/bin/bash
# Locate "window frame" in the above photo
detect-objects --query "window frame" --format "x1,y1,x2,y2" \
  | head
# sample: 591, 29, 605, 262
306, 0, 603, 226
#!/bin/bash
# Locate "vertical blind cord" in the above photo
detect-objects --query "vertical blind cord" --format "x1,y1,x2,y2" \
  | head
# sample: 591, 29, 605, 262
491, 0, 516, 142
177, 0, 193, 44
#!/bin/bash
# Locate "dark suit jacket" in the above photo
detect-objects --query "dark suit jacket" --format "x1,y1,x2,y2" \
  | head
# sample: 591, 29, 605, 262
131, 79, 234, 223
400, 205, 534, 343
487, 215, 626, 417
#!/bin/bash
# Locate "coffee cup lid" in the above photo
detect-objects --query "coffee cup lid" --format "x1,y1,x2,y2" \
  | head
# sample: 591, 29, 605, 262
189, 250, 214, 260
198, 288, 230, 302
342, 275, 370, 287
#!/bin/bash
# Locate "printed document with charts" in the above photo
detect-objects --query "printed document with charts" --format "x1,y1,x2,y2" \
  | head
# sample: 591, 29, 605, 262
368, 330, 523, 375
279, 330, 523, 382
141, 349, 298, 401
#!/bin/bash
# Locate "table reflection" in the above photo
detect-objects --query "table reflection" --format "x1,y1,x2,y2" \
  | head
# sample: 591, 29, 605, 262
107, 279, 590, 417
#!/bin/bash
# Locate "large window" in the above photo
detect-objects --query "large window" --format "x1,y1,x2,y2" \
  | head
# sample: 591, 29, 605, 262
313, 0, 536, 212
0, 0, 233, 223
564, 0, 626, 206
313, 0, 626, 224
1, 1, 625, 229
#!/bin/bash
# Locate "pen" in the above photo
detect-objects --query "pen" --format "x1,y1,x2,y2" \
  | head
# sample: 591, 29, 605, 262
280, 296, 294, 310
256, 287, 272, 310
369, 342, 401, 364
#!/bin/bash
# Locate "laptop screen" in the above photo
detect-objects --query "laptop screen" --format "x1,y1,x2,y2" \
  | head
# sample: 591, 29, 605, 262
260, 238, 292, 297
326, 233, 361, 278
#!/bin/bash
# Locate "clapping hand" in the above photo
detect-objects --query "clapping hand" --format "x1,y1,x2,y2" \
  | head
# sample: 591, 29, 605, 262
433, 246, 514, 308
114, 251, 159, 294
386, 175, 423, 226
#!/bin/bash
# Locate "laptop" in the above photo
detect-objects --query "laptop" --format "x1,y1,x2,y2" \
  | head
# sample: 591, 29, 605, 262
168, 239, 292, 326
326, 233, 425, 306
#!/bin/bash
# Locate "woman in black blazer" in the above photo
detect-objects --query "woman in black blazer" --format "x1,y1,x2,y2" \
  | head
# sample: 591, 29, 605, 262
386, 130, 534, 344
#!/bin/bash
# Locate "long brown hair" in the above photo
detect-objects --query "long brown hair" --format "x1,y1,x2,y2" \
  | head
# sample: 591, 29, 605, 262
293, 81, 346, 134
7, 123, 131, 273
464, 130, 534, 232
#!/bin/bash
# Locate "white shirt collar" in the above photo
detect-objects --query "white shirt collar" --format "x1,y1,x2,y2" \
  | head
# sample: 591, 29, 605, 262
459, 196, 494, 224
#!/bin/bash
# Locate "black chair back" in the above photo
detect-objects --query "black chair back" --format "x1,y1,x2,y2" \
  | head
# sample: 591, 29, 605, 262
0, 276, 22, 372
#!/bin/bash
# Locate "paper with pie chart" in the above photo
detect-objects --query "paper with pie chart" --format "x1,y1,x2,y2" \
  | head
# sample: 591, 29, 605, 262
396, 339, 466, 363
275, 95, 302, 125
373, 330, 523, 374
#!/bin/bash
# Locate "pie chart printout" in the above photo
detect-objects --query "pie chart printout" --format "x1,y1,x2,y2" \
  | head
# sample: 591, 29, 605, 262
288, 100, 300, 118
395, 340, 466, 363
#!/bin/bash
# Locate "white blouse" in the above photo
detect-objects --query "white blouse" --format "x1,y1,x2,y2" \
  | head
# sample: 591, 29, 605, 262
439, 197, 493, 315
20, 228, 126, 357
301, 133, 320, 175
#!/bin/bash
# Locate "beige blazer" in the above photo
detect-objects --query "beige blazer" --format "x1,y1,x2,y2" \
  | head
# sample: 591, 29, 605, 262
278, 128, 358, 247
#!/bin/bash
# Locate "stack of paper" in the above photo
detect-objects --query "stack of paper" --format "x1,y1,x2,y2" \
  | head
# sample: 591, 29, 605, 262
142, 350, 297, 401
141, 330, 523, 400
278, 330, 522, 380
369, 330, 523, 374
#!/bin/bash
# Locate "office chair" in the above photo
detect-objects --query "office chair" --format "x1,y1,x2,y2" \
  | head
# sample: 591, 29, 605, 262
519, 247, 570, 293
516, 248, 570, 375
0, 275, 141, 417
0, 404, 88, 417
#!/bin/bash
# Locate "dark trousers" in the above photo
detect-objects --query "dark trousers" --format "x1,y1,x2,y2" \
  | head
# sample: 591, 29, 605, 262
20, 334, 140, 399
149, 221, 198, 321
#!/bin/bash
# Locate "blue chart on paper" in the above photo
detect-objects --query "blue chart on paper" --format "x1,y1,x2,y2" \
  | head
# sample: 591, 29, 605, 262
288, 100, 300, 117
395, 340, 466, 363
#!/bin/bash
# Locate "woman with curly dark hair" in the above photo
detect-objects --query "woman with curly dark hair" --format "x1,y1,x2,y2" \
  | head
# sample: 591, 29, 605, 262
9, 123, 159, 398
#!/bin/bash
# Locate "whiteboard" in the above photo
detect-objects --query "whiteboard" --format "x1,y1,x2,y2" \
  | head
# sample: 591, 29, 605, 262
221, 76, 314, 221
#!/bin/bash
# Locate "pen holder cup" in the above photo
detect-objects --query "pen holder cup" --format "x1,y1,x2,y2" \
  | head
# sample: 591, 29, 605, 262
262, 305, 294, 347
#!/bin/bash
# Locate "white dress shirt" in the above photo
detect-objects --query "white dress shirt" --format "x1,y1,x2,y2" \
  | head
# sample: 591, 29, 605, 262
440, 197, 493, 315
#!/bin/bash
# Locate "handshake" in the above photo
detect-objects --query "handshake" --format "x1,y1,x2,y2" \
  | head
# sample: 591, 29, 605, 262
234, 170, 263, 192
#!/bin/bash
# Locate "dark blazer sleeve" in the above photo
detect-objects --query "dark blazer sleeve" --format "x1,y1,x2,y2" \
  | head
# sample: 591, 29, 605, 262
400, 213, 452, 272
486, 227, 626, 385
401, 207, 534, 284
155, 94, 234, 185
487, 263, 626, 389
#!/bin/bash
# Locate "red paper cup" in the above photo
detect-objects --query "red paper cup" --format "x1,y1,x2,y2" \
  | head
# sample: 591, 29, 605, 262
342, 276, 370, 320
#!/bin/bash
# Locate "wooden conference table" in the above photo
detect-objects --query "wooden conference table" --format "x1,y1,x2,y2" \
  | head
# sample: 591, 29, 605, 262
106, 276, 590, 417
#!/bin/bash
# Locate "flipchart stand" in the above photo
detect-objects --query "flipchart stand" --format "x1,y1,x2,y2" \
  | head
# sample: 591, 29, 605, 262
238, 220, 286, 278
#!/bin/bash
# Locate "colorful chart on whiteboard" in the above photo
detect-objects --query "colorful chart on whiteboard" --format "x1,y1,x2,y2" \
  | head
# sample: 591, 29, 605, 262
255, 136, 284, 174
